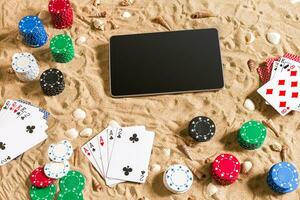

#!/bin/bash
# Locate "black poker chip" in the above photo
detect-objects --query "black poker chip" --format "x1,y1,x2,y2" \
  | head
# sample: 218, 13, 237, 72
188, 116, 215, 142
40, 68, 65, 96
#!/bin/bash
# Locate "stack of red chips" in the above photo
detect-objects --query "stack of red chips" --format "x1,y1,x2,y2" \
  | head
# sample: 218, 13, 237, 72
211, 153, 241, 185
48, 0, 73, 29
30, 166, 55, 188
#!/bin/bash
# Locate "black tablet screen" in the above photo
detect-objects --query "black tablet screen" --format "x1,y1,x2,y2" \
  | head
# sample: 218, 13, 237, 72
109, 28, 224, 97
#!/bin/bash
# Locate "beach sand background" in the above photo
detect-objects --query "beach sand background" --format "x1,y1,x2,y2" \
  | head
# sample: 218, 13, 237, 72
1, 0, 300, 199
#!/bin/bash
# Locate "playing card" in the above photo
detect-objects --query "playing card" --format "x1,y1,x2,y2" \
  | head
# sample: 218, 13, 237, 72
283, 53, 300, 63
257, 65, 300, 116
81, 143, 104, 178
107, 127, 155, 183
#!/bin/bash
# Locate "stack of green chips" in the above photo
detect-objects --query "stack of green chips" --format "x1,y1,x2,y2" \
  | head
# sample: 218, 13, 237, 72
58, 170, 85, 200
29, 184, 56, 200
237, 120, 267, 150
50, 34, 74, 63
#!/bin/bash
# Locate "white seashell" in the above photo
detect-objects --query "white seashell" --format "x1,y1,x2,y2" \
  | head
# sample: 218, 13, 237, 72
163, 148, 171, 156
93, 19, 105, 30
270, 142, 282, 152
241, 161, 253, 174
80, 128, 93, 137
207, 183, 218, 196
94, 0, 101, 6
73, 108, 86, 120
122, 11, 132, 18
150, 164, 161, 173
267, 32, 281, 45
76, 36, 87, 45
290, 0, 300, 4
244, 98, 255, 111
65, 128, 79, 139
109, 120, 121, 128
245, 32, 255, 44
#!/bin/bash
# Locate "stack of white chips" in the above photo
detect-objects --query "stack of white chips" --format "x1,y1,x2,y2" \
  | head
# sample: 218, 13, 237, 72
11, 52, 39, 81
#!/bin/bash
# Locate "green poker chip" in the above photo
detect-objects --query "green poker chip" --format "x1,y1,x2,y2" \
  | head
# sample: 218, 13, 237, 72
57, 191, 83, 200
29, 184, 56, 200
237, 120, 267, 150
50, 34, 74, 63
59, 170, 86, 192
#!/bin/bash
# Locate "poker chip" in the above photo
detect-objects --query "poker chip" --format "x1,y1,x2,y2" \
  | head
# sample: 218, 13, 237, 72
50, 34, 74, 63
30, 166, 55, 188
40, 68, 65, 96
29, 184, 56, 200
267, 162, 299, 194
48, 0, 73, 29
188, 116, 215, 142
11, 52, 39, 81
237, 120, 267, 150
48, 140, 73, 162
57, 191, 83, 200
163, 164, 193, 193
211, 153, 240, 185
44, 160, 70, 179
18, 16, 48, 48
59, 170, 86, 193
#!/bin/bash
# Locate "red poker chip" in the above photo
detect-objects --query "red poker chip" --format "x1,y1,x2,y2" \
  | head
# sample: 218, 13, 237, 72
211, 153, 240, 185
30, 166, 55, 188
49, 0, 73, 29
48, 0, 71, 14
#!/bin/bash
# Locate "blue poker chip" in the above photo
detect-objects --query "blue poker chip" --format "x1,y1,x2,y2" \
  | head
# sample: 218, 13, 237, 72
163, 164, 193, 193
18, 16, 48, 48
267, 162, 299, 194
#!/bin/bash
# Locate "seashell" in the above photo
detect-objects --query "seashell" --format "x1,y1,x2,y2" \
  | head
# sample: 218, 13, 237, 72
270, 142, 282, 152
120, 0, 134, 6
266, 32, 281, 45
109, 120, 121, 128
122, 11, 132, 18
262, 119, 280, 137
188, 163, 205, 180
150, 164, 161, 173
281, 145, 288, 161
109, 20, 119, 29
178, 144, 194, 160
247, 59, 256, 72
163, 148, 171, 156
244, 98, 255, 111
94, 0, 101, 6
245, 32, 255, 44
152, 16, 171, 31
65, 128, 79, 139
93, 19, 106, 30
80, 128, 93, 137
191, 10, 215, 19
92, 178, 103, 191
76, 36, 87, 45
73, 108, 86, 120
241, 161, 253, 174
207, 183, 218, 196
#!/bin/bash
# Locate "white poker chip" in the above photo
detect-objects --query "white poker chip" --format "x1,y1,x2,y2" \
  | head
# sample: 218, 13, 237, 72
48, 140, 73, 162
44, 160, 70, 179
11, 52, 39, 81
163, 164, 193, 193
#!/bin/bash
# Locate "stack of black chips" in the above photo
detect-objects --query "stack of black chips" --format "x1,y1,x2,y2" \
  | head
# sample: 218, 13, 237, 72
40, 68, 65, 96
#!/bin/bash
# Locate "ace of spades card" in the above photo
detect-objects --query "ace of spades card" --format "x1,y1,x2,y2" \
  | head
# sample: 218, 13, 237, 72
257, 65, 300, 116
107, 127, 155, 183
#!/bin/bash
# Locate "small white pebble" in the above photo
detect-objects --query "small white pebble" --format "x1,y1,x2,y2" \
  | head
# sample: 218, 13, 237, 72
65, 128, 79, 139
245, 32, 255, 44
122, 11, 132, 18
80, 128, 93, 137
73, 108, 86, 120
270, 142, 282, 152
109, 120, 121, 128
163, 148, 171, 156
150, 164, 161, 173
241, 161, 253, 174
244, 98, 255, 111
76, 36, 87, 45
207, 183, 218, 196
267, 32, 281, 45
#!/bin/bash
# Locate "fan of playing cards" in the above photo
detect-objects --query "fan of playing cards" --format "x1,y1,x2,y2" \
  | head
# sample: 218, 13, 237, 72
0, 99, 49, 166
81, 121, 155, 187
257, 53, 300, 116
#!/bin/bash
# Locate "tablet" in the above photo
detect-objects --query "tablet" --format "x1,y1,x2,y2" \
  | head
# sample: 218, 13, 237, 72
109, 28, 224, 97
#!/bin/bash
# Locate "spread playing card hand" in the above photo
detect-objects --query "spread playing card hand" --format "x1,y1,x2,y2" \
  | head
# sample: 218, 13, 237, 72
0, 100, 49, 166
